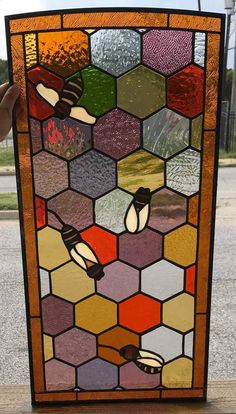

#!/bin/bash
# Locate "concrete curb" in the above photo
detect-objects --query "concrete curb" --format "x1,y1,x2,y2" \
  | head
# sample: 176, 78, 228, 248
219, 159, 236, 168
0, 167, 15, 176
0, 210, 19, 220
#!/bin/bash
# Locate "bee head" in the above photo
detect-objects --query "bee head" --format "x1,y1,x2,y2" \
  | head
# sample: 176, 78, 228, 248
87, 264, 105, 281
54, 101, 71, 120
119, 345, 140, 361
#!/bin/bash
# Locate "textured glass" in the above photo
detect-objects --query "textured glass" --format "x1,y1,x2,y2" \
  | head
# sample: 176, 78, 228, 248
143, 30, 192, 75
143, 108, 190, 158
77, 359, 118, 390
194, 32, 206, 67
25, 33, 37, 69
91, 29, 141, 76
192, 115, 203, 150
117, 65, 165, 119
166, 149, 201, 196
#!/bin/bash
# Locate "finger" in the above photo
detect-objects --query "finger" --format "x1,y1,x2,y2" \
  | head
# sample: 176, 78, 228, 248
0, 83, 9, 102
0, 84, 20, 112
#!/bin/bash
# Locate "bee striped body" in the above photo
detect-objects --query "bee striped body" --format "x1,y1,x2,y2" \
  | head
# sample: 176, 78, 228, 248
55, 76, 84, 119
120, 345, 164, 375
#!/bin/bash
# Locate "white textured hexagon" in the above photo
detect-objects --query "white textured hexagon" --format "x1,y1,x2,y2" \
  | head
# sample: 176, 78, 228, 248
40, 269, 50, 298
184, 330, 194, 358
142, 326, 183, 363
141, 260, 184, 301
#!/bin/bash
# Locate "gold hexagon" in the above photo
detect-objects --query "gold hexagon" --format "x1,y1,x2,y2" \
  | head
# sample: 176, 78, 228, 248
43, 335, 53, 362
162, 357, 193, 388
37, 227, 70, 270
164, 224, 197, 266
118, 149, 164, 194
51, 261, 95, 303
163, 293, 194, 333
75, 294, 117, 334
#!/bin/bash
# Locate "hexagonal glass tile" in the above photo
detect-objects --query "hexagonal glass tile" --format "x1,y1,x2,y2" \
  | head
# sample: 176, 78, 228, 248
91, 29, 141, 76
143, 30, 192, 75
81, 225, 117, 265
45, 359, 75, 391
93, 109, 140, 160
143, 108, 190, 159
95, 189, 133, 234
97, 261, 139, 302
142, 326, 183, 363
184, 330, 194, 358
118, 149, 164, 194
40, 268, 50, 298
194, 33, 206, 67
70, 150, 116, 198
117, 65, 165, 119
120, 362, 161, 389
164, 224, 197, 267
166, 149, 201, 196
149, 188, 187, 233
42, 295, 73, 335
163, 293, 194, 333
162, 357, 192, 388
141, 260, 184, 301
37, 227, 70, 270
77, 358, 118, 390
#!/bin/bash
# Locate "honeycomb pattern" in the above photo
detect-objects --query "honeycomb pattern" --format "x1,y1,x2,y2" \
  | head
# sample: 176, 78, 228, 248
29, 27, 203, 393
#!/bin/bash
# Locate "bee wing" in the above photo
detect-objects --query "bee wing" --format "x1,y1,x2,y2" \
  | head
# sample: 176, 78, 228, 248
136, 357, 162, 368
75, 242, 98, 264
70, 107, 97, 124
125, 203, 139, 233
139, 350, 164, 365
70, 248, 87, 270
138, 204, 150, 232
36, 83, 59, 107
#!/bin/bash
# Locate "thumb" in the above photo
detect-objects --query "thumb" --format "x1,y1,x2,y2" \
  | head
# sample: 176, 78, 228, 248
0, 84, 20, 112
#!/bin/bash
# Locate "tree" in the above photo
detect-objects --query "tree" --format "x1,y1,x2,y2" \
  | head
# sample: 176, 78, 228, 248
0, 59, 8, 84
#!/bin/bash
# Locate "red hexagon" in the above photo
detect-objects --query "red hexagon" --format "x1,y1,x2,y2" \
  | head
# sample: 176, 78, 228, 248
81, 225, 117, 265
35, 196, 46, 229
167, 64, 204, 118
119, 293, 161, 333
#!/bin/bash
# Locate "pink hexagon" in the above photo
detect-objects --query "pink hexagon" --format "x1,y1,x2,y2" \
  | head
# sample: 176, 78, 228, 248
45, 359, 75, 391
55, 327, 96, 366
42, 295, 73, 335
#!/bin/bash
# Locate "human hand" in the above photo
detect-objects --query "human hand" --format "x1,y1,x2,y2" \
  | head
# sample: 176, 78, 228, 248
0, 83, 20, 142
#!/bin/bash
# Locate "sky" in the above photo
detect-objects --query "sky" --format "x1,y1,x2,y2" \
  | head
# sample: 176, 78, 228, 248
0, 0, 234, 67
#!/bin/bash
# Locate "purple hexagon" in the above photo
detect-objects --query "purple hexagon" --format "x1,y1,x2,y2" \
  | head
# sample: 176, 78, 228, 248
119, 229, 162, 268
43, 117, 92, 160
33, 151, 68, 199
55, 327, 96, 366
120, 362, 161, 389
30, 118, 42, 154
45, 359, 75, 391
47, 189, 93, 231
77, 358, 118, 390
143, 30, 192, 75
42, 295, 73, 335
70, 150, 116, 198
97, 261, 139, 302
149, 188, 187, 233
93, 109, 140, 160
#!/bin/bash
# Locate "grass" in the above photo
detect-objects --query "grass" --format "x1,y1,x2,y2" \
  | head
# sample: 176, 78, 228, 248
219, 150, 236, 159
0, 147, 15, 166
0, 193, 18, 210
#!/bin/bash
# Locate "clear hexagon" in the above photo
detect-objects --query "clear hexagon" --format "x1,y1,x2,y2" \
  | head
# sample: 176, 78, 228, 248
75, 294, 117, 334
142, 326, 183, 363
51, 261, 95, 303
149, 188, 187, 233
184, 330, 194, 358
48, 189, 93, 232
143, 108, 189, 159
77, 358, 118, 390
97, 261, 139, 302
118, 149, 164, 194
93, 109, 140, 160
55, 327, 96, 366
91, 29, 141, 76
119, 229, 162, 269
163, 293, 194, 333
43, 117, 92, 160
117, 65, 165, 119
141, 260, 184, 301
40, 268, 50, 298
167, 149, 201, 196
143, 30, 192, 75
33, 151, 68, 199
70, 150, 116, 198
95, 189, 133, 234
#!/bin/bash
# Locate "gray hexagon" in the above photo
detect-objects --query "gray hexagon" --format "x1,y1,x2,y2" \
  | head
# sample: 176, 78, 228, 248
70, 150, 116, 198
95, 189, 133, 234
141, 260, 184, 301
142, 326, 183, 363
91, 29, 141, 76
143, 108, 190, 159
184, 330, 194, 358
167, 149, 201, 196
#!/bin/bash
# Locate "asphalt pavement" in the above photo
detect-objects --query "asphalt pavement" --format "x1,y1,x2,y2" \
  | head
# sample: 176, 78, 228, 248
0, 175, 17, 194
0, 168, 235, 384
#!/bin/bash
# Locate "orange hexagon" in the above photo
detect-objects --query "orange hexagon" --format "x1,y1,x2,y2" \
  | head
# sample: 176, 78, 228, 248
164, 224, 197, 267
81, 225, 117, 265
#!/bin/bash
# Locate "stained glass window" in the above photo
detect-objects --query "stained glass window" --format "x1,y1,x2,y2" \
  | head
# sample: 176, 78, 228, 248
6, 8, 224, 405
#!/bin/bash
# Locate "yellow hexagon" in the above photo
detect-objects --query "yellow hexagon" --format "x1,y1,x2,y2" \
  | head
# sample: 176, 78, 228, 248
162, 357, 192, 388
51, 261, 95, 303
164, 224, 197, 266
43, 335, 53, 362
118, 149, 164, 194
37, 226, 70, 270
75, 294, 117, 334
163, 293, 194, 333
